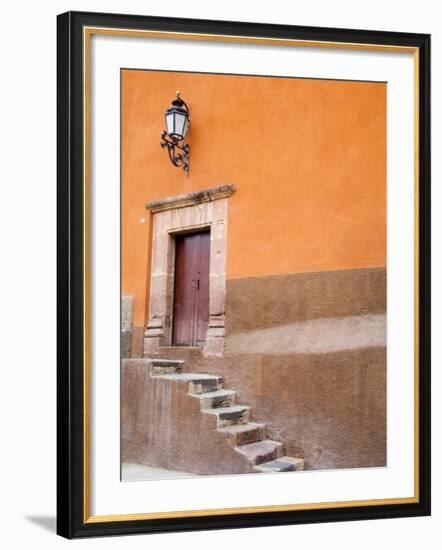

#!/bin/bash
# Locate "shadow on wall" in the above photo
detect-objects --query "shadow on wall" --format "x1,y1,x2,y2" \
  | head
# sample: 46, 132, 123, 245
24, 516, 56, 533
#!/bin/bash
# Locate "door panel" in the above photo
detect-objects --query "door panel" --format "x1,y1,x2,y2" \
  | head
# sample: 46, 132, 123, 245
195, 232, 210, 346
172, 231, 210, 347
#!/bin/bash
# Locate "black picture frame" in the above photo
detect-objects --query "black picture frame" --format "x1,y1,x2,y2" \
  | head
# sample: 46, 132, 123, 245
57, 10, 431, 539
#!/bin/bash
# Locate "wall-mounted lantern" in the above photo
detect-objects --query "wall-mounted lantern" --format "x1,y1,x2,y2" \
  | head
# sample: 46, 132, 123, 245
160, 91, 190, 176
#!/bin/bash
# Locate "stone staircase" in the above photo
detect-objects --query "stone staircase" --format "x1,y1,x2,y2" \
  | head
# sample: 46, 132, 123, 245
150, 358, 305, 473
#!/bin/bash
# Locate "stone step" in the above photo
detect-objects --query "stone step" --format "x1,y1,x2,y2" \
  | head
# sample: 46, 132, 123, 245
191, 389, 236, 409
235, 439, 283, 465
254, 456, 305, 473
155, 373, 223, 394
219, 423, 266, 446
203, 405, 250, 427
149, 359, 185, 376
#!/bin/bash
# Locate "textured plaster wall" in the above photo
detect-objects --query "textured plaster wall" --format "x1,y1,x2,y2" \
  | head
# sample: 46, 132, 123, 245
221, 267, 387, 469
226, 267, 386, 332
121, 70, 387, 471
121, 70, 386, 328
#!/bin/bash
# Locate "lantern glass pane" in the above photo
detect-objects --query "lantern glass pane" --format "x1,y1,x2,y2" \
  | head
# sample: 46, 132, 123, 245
165, 112, 175, 135
182, 116, 190, 138
173, 112, 186, 139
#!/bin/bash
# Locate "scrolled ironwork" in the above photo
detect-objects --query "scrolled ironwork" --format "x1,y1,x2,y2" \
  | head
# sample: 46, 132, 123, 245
160, 131, 189, 176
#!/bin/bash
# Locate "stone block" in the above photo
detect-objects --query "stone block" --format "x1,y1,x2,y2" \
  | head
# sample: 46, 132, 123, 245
121, 330, 132, 358
203, 335, 225, 357
121, 295, 134, 332
143, 336, 160, 356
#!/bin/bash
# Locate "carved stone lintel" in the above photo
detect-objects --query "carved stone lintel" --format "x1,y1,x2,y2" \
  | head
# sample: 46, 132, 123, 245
146, 184, 236, 213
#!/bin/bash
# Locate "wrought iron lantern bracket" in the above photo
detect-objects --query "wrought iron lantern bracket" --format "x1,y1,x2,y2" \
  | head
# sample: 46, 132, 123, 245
160, 131, 190, 176
160, 91, 190, 176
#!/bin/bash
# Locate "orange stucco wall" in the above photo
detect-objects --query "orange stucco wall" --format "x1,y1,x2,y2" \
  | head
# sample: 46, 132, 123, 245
122, 70, 386, 327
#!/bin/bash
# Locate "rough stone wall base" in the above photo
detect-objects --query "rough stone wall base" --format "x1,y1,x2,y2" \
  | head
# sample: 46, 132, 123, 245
139, 344, 386, 471
125, 267, 387, 471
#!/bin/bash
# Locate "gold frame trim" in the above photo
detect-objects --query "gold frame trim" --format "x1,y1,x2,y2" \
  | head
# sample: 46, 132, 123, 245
82, 26, 420, 524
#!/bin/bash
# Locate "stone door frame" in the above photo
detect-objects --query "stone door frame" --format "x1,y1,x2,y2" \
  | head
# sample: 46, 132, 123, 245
143, 184, 235, 357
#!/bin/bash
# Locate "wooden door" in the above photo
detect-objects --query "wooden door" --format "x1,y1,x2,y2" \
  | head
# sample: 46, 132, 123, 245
172, 231, 210, 347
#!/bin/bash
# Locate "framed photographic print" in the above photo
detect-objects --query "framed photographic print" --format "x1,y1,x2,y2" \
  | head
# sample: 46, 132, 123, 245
57, 11, 431, 538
